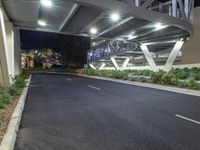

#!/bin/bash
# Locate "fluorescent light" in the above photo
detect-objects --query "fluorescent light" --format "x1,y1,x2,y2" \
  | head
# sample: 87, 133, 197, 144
38, 20, 46, 26
127, 34, 137, 40
92, 42, 96, 46
90, 28, 98, 34
155, 23, 167, 30
40, 0, 52, 7
110, 13, 120, 21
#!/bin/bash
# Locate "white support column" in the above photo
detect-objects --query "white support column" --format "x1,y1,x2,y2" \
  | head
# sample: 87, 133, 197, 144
189, 0, 194, 23
140, 44, 159, 72
99, 63, 106, 70
110, 57, 119, 70
135, 0, 140, 7
163, 41, 184, 72
0, 8, 10, 87
5, 22, 14, 79
177, 0, 187, 20
172, 0, 177, 17
89, 63, 97, 70
14, 29, 22, 75
184, 0, 189, 19
122, 57, 130, 70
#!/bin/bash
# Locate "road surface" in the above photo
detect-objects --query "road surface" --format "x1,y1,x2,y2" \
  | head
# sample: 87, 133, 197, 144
15, 73, 200, 150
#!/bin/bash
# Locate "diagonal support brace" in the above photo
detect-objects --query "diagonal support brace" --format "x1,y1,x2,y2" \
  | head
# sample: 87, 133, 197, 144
140, 44, 159, 72
163, 41, 184, 72
110, 57, 119, 70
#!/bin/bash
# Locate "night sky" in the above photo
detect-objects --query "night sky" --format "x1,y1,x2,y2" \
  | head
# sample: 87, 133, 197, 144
20, 30, 91, 67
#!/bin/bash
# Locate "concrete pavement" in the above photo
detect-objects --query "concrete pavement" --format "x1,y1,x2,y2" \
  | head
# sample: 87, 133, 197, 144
15, 73, 200, 150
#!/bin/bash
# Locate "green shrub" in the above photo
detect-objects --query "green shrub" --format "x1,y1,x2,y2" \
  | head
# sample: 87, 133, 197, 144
186, 77, 199, 89
0, 89, 12, 108
8, 85, 19, 96
190, 73, 200, 80
161, 73, 178, 85
175, 70, 190, 79
15, 79, 26, 88
150, 71, 164, 83
177, 81, 188, 88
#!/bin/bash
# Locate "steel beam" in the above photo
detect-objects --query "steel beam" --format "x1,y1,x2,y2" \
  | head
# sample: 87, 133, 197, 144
99, 63, 106, 70
172, 0, 177, 17
59, 4, 79, 32
141, 0, 155, 9
140, 44, 159, 72
184, 0, 189, 19
89, 63, 97, 70
122, 57, 130, 69
98, 17, 134, 37
80, 12, 106, 33
75, 0, 193, 37
177, 0, 187, 20
110, 57, 119, 70
163, 41, 184, 72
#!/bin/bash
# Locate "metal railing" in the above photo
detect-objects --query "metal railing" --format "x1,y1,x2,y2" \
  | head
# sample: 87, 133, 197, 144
116, 0, 194, 23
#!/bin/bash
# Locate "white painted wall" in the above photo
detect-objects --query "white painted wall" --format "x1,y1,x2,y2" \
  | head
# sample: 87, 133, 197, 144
0, 7, 10, 86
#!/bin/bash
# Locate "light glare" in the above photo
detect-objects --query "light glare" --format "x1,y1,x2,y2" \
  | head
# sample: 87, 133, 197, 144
38, 20, 46, 26
111, 13, 120, 21
41, 0, 52, 7
155, 23, 167, 30
90, 28, 98, 34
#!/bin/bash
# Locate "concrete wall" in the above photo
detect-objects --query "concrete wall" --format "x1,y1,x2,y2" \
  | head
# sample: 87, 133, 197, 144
181, 6, 200, 64
0, 7, 19, 87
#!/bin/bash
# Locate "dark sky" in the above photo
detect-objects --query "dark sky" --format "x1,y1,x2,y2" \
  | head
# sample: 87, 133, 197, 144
20, 30, 91, 67
20, 30, 90, 51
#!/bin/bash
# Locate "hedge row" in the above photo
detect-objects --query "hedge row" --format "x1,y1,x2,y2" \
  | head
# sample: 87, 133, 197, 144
80, 68, 200, 90
0, 71, 30, 108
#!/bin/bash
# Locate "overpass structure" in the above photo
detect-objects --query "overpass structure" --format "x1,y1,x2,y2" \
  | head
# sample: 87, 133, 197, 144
0, 0, 194, 87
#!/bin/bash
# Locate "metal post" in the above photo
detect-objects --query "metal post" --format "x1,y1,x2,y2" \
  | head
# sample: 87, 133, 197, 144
184, 0, 189, 20
172, 0, 177, 17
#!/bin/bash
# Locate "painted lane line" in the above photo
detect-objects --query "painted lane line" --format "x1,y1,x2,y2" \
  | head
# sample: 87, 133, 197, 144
175, 114, 200, 125
66, 78, 72, 81
88, 85, 102, 91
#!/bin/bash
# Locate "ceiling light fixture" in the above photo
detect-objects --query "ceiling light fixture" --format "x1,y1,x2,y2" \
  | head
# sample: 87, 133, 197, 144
110, 13, 120, 22
38, 20, 46, 26
155, 23, 167, 30
40, 0, 52, 7
90, 28, 98, 34
127, 34, 137, 40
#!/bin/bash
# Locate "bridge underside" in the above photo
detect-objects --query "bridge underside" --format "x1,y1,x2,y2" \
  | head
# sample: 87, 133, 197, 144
0, 0, 194, 86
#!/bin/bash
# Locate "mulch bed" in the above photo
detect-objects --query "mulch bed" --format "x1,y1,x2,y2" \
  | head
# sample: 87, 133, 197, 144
0, 96, 20, 143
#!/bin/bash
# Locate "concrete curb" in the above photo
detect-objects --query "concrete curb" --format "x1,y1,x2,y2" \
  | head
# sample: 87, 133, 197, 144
0, 76, 32, 150
81, 75, 200, 97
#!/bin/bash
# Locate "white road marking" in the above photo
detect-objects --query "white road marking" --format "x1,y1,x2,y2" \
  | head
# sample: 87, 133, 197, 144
175, 114, 200, 125
66, 78, 72, 81
88, 85, 102, 91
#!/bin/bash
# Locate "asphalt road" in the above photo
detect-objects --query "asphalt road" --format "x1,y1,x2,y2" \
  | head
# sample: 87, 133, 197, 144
15, 73, 200, 150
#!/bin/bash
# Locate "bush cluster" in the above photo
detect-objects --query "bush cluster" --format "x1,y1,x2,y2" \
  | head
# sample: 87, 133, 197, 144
81, 67, 200, 90
0, 72, 29, 108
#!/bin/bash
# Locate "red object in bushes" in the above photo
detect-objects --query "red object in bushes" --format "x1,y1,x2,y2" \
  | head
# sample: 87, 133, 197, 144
79, 70, 84, 76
